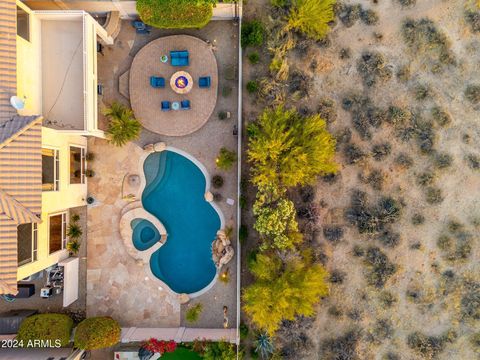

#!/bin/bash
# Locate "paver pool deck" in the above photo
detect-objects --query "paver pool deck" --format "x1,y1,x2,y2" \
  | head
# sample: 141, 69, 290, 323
129, 35, 218, 136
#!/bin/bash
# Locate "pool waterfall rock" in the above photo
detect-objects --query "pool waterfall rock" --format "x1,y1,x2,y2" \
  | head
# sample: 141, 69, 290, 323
212, 230, 234, 269
143, 142, 167, 153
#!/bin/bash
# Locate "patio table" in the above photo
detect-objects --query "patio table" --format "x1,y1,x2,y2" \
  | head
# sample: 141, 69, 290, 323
172, 101, 180, 111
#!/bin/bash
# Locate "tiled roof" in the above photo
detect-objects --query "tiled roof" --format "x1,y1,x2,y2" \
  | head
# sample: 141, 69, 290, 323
0, 0, 17, 123
0, 116, 43, 294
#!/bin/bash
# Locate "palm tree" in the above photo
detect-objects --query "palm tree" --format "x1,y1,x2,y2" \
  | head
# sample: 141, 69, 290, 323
104, 102, 141, 147
66, 223, 83, 239
66, 239, 81, 256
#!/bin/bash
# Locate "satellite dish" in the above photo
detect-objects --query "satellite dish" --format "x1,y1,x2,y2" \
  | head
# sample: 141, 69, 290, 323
10, 96, 25, 110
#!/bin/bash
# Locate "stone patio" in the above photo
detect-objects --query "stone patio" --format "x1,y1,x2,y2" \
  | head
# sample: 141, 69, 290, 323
88, 20, 239, 329
129, 35, 218, 136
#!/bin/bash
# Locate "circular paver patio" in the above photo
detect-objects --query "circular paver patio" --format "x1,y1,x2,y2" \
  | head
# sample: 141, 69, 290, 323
129, 35, 218, 136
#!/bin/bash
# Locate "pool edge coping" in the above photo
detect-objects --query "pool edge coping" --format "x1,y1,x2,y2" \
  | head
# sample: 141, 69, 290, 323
132, 145, 225, 299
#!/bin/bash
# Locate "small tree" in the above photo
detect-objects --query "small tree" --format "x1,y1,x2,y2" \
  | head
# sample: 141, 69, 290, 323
74, 317, 120, 350
66, 239, 81, 256
247, 106, 337, 189
287, 0, 336, 40
253, 186, 302, 251
216, 147, 237, 170
104, 102, 141, 147
243, 254, 330, 335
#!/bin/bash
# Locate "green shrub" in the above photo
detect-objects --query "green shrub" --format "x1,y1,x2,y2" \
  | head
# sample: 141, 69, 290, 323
401, 18, 454, 70
323, 225, 344, 244
394, 153, 413, 168
287, 0, 336, 40
416, 171, 435, 187
414, 84, 431, 101
396, 0, 416, 6
407, 331, 452, 359
222, 86, 233, 98
425, 187, 443, 204
203, 341, 237, 360
212, 175, 224, 188
466, 154, 480, 170
357, 51, 392, 87
372, 143, 392, 161
242, 20, 265, 48
364, 247, 397, 288
317, 98, 337, 123
74, 317, 120, 350
465, 84, 480, 104
344, 143, 366, 164
239, 323, 249, 340
185, 303, 203, 323
248, 52, 260, 64
339, 47, 351, 59
216, 147, 237, 170
17, 314, 73, 347
337, 3, 362, 27
360, 8, 379, 25
218, 111, 228, 120
239, 225, 248, 244
431, 106, 451, 127
246, 80, 259, 94
321, 329, 361, 360
396, 64, 411, 82
411, 213, 425, 225
465, 10, 480, 33
136, 0, 213, 29
433, 152, 453, 169
104, 102, 141, 147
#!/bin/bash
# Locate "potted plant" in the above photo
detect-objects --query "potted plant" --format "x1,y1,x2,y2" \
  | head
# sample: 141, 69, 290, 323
86, 169, 95, 178
66, 239, 81, 256
86, 152, 95, 161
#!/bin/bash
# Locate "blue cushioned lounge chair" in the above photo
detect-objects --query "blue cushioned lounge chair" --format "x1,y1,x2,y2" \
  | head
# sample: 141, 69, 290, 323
181, 100, 190, 110
150, 76, 165, 88
170, 50, 189, 66
198, 76, 211, 88
161, 101, 171, 111
131, 20, 151, 34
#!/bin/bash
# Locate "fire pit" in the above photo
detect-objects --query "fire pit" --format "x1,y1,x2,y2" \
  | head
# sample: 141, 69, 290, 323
170, 71, 193, 94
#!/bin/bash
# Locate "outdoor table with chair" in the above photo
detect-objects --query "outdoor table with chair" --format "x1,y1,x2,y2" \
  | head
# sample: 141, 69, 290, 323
149, 49, 212, 112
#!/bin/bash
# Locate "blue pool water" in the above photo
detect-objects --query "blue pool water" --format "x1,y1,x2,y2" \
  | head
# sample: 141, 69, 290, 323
140, 150, 221, 294
131, 219, 161, 251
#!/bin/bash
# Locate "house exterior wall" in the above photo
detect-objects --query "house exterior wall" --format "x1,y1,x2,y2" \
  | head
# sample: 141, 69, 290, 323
16, 1, 43, 116
17, 127, 87, 280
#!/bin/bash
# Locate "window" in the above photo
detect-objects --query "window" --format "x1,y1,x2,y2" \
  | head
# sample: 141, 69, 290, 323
49, 213, 67, 254
70, 146, 85, 184
42, 148, 59, 191
16, 6, 29, 41
17, 223, 38, 266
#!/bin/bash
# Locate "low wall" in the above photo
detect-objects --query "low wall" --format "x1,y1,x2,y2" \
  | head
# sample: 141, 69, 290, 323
24, 1, 238, 20
121, 327, 237, 344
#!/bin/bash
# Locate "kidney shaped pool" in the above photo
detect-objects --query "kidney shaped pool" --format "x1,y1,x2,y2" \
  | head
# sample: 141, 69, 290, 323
137, 150, 221, 294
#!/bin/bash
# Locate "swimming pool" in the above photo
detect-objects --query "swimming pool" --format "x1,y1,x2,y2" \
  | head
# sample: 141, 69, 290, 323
140, 150, 221, 294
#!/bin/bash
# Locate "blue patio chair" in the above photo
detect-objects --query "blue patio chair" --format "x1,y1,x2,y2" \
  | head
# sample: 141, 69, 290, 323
131, 20, 151, 34
161, 101, 171, 111
181, 100, 191, 110
198, 76, 211, 88
150, 76, 165, 88
170, 50, 189, 66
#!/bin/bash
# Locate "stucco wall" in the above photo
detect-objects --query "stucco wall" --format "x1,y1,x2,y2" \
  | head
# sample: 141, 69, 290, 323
17, 128, 88, 280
